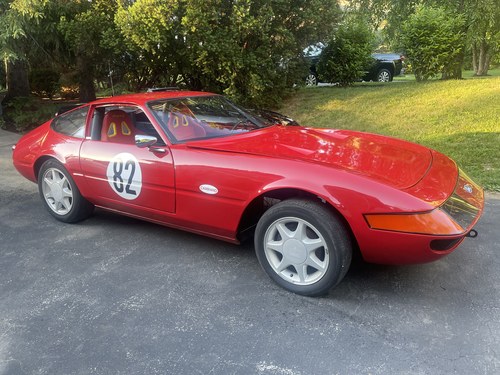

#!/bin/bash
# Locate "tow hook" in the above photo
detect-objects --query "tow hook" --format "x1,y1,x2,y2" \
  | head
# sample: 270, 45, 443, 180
466, 229, 478, 238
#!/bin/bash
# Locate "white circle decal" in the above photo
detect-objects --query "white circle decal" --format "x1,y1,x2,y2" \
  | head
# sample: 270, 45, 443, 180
106, 153, 142, 200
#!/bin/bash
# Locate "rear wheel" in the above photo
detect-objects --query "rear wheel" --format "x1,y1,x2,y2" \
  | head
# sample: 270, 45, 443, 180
255, 199, 352, 296
377, 68, 392, 82
305, 73, 318, 86
38, 159, 94, 223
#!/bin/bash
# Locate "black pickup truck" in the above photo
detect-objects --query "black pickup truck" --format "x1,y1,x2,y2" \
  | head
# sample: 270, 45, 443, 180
306, 52, 404, 85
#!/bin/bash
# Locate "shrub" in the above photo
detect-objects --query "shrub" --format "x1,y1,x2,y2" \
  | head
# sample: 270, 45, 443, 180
59, 72, 81, 100
401, 6, 465, 81
96, 82, 131, 97
60, 86, 80, 100
29, 69, 61, 99
3, 97, 58, 132
317, 19, 374, 86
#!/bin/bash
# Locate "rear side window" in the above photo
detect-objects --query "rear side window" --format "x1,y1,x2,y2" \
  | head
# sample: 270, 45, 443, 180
51, 106, 89, 138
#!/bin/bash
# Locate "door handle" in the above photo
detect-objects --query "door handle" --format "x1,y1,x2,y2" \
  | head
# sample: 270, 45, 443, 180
149, 146, 167, 154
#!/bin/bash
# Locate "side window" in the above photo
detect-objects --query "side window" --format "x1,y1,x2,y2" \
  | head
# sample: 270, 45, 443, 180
51, 106, 89, 138
98, 106, 164, 146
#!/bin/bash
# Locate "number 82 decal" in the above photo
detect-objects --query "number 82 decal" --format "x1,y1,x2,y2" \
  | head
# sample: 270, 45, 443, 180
106, 153, 142, 200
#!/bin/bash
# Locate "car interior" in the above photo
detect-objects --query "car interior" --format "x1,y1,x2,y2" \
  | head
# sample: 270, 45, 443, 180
91, 106, 166, 146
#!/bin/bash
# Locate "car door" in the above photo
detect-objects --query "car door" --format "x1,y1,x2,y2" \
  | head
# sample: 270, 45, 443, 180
79, 105, 176, 219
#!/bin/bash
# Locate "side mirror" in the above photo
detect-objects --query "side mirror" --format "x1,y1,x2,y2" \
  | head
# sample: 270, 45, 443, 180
135, 134, 158, 148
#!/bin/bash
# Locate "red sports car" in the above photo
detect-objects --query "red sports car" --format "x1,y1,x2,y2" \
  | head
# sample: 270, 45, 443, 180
12, 91, 484, 296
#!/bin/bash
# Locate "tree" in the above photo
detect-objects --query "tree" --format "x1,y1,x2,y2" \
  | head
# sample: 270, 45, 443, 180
115, 0, 187, 90
401, 6, 465, 81
1, 0, 118, 103
0, 0, 37, 102
347, 0, 500, 76
116, 0, 341, 106
3, 0, 342, 106
183, 0, 341, 106
317, 17, 374, 86
469, 0, 500, 76
58, 0, 122, 102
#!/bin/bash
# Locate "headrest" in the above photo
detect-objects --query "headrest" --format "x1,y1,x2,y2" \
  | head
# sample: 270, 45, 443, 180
101, 110, 135, 144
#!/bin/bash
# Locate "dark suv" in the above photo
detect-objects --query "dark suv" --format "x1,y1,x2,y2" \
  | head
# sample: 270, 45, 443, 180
305, 53, 404, 85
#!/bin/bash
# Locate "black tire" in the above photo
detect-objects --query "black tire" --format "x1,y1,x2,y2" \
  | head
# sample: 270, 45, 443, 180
376, 68, 392, 82
38, 159, 94, 223
254, 199, 352, 296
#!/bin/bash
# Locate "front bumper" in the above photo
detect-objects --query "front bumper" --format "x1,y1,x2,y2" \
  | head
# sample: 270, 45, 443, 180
360, 169, 484, 265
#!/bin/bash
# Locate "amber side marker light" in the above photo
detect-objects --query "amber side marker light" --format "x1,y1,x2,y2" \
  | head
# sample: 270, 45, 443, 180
364, 209, 464, 236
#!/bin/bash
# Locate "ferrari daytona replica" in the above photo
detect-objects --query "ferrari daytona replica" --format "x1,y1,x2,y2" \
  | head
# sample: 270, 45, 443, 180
12, 91, 484, 296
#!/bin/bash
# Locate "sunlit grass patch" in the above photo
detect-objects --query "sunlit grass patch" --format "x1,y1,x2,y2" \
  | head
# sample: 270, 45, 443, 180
280, 75, 500, 191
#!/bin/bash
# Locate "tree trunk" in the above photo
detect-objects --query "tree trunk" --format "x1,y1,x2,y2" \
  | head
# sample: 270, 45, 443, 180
77, 57, 96, 102
476, 40, 490, 76
472, 42, 478, 73
484, 53, 492, 73
3, 58, 30, 103
0, 59, 6, 89
472, 33, 491, 76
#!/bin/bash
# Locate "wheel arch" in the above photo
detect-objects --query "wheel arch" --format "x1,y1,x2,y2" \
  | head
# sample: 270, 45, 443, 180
33, 155, 64, 181
378, 62, 395, 74
236, 187, 359, 253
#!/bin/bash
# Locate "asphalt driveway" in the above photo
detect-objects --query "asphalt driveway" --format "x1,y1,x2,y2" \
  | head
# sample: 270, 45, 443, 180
1, 128, 499, 374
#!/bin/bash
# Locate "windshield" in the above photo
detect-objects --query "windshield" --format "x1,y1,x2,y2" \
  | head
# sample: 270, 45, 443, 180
147, 95, 274, 142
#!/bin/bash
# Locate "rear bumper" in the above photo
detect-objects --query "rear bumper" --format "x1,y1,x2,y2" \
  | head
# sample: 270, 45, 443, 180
12, 152, 37, 183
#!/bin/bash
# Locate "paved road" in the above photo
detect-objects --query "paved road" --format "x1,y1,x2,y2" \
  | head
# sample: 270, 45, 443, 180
1, 129, 499, 375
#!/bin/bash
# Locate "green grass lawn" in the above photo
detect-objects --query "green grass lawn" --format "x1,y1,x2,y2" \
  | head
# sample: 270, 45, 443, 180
394, 68, 500, 81
280, 72, 500, 191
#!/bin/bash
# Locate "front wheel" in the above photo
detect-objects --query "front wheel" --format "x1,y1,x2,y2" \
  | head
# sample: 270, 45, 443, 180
38, 159, 94, 223
254, 199, 352, 296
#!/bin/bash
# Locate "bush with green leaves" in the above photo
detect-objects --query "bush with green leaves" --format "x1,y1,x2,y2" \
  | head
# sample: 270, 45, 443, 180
401, 6, 465, 81
115, 0, 340, 107
2, 0, 341, 107
317, 20, 374, 86
3, 97, 58, 132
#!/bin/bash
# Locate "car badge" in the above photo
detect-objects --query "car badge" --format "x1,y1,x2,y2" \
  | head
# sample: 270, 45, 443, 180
200, 184, 218, 195
463, 184, 473, 194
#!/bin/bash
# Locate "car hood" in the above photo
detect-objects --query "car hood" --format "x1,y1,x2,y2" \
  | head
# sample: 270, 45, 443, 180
189, 126, 432, 189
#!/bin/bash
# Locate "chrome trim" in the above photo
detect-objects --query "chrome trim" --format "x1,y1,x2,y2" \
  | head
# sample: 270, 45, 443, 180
441, 170, 483, 231
441, 194, 480, 230
135, 134, 158, 148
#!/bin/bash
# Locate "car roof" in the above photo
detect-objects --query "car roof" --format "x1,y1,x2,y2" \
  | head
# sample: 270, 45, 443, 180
372, 53, 401, 60
89, 90, 216, 106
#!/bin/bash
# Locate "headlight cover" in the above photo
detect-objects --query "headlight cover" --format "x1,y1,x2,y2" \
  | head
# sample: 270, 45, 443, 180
364, 169, 483, 236
440, 169, 483, 231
